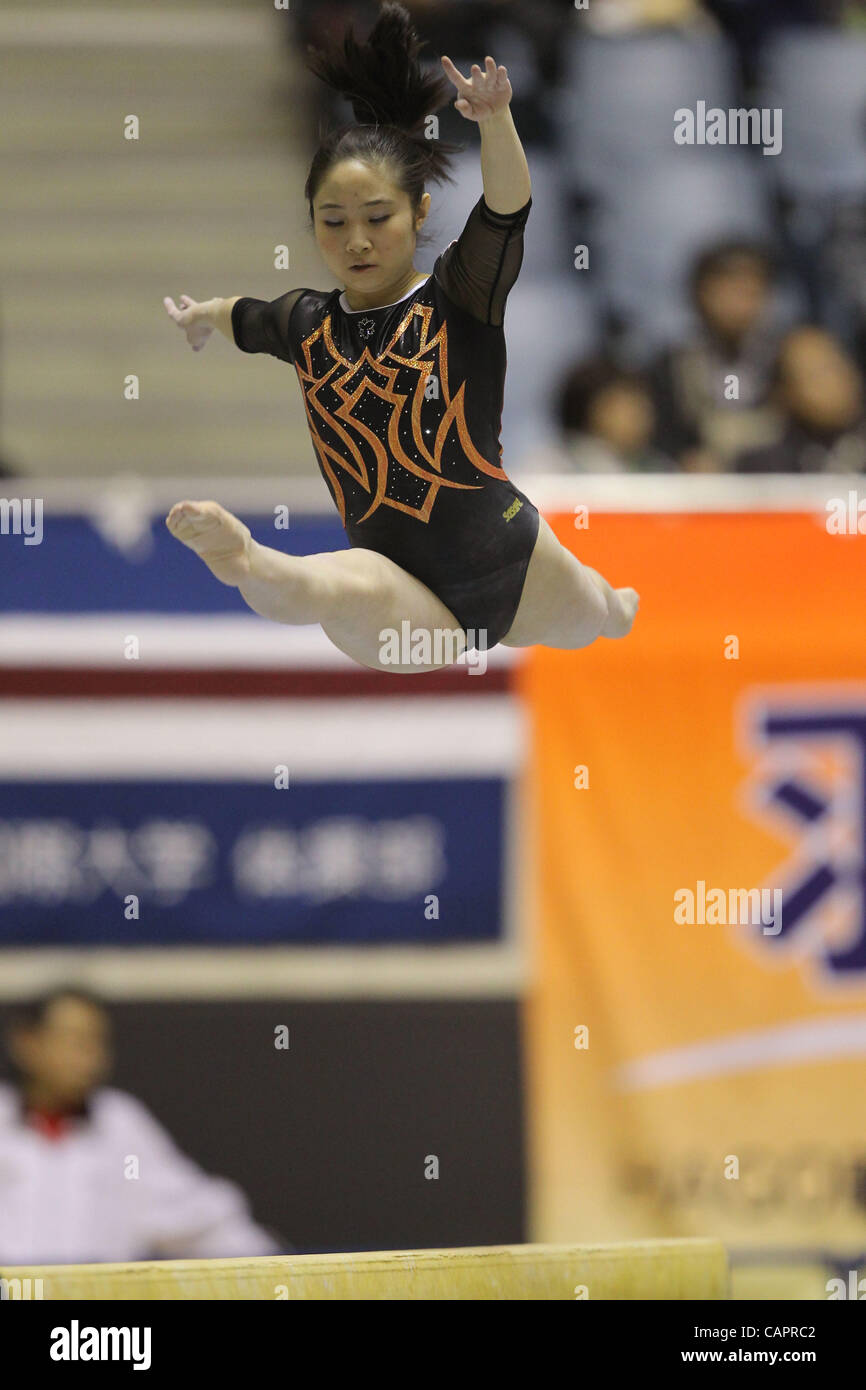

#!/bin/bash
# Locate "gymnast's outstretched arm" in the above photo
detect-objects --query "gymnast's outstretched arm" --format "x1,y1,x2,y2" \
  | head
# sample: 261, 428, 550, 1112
441, 54, 531, 214
163, 294, 241, 352
165, 291, 309, 367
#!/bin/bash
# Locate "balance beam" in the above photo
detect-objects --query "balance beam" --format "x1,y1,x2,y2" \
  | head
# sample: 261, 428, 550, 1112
1, 1238, 728, 1300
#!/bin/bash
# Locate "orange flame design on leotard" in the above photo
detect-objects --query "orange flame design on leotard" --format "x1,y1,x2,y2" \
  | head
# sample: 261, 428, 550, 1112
293, 300, 508, 525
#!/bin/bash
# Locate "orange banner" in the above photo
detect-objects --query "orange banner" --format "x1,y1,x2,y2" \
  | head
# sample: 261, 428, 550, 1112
518, 508, 866, 1251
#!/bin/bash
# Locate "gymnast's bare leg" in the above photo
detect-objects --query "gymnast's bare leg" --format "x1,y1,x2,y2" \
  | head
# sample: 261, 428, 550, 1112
499, 515, 639, 648
166, 500, 638, 670
165, 499, 470, 674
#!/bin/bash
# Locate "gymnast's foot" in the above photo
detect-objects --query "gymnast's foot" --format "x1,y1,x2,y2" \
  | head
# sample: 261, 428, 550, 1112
166, 499, 252, 586
603, 586, 640, 639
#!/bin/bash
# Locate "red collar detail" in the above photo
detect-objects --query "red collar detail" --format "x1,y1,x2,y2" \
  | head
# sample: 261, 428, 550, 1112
26, 1107, 76, 1141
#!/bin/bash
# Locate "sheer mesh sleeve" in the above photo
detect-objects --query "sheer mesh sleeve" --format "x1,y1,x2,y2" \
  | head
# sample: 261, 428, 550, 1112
435, 195, 532, 327
231, 289, 308, 364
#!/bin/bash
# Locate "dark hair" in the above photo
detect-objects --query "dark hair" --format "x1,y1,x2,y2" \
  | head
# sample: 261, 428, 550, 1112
303, 1, 463, 243
4, 986, 105, 1045
557, 358, 648, 435
689, 240, 773, 300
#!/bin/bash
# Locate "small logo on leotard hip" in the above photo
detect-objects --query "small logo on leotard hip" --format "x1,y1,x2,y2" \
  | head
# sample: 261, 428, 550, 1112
502, 498, 523, 522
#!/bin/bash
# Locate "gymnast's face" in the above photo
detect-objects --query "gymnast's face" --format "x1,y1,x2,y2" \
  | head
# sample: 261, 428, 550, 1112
312, 159, 430, 304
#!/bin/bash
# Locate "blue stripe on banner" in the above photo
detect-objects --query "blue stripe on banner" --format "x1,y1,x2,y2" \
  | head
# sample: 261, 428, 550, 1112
0, 778, 503, 945
0, 515, 347, 614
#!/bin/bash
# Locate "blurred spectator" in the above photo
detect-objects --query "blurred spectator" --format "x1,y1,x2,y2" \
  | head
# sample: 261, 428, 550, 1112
703, 2, 854, 93
734, 326, 866, 472
0, 988, 285, 1264
823, 202, 866, 377
706, 0, 866, 45
579, 0, 718, 34
649, 241, 783, 470
539, 358, 674, 472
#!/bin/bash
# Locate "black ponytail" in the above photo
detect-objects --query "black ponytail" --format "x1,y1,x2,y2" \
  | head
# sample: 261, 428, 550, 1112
303, 1, 464, 237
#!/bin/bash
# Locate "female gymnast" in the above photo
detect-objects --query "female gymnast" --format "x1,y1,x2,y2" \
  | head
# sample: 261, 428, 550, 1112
163, 1, 638, 673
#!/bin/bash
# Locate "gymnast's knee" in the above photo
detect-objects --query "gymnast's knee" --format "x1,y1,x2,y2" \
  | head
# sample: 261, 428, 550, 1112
314, 552, 394, 623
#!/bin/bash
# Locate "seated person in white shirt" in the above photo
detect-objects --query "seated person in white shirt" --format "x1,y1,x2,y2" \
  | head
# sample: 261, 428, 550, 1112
0, 987, 285, 1265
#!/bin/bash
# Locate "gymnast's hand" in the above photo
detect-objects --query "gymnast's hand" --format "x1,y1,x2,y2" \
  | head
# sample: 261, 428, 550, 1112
163, 294, 214, 352
440, 55, 512, 123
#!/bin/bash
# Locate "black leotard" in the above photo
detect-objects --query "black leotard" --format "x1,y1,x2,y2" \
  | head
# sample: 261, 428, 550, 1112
231, 194, 540, 650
